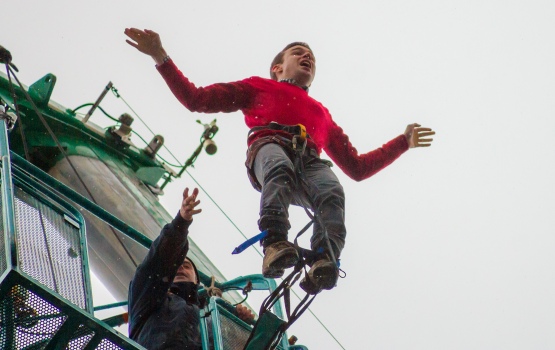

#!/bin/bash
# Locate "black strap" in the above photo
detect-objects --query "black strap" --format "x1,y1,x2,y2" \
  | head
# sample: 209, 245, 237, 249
244, 263, 316, 350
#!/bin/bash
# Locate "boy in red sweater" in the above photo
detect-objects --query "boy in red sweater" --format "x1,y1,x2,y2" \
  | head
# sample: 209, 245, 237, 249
125, 28, 435, 294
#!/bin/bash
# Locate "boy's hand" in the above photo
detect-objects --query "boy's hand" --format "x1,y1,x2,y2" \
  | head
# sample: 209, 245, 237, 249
404, 123, 435, 148
124, 28, 168, 65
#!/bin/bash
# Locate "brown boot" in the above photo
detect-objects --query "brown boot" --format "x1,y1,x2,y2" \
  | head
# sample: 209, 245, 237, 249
299, 259, 339, 295
262, 241, 299, 278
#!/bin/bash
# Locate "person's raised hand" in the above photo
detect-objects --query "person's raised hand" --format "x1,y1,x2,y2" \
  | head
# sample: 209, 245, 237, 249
404, 123, 435, 148
124, 28, 167, 64
179, 187, 202, 221
235, 304, 255, 323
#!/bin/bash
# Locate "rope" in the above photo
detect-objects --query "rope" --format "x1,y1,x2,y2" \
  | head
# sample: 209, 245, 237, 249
205, 276, 223, 298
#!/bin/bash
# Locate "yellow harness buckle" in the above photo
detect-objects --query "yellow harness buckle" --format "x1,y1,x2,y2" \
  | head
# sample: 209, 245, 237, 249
296, 124, 307, 143
292, 124, 307, 153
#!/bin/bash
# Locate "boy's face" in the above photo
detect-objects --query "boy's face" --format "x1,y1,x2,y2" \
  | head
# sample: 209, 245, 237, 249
273, 45, 316, 86
174, 258, 197, 283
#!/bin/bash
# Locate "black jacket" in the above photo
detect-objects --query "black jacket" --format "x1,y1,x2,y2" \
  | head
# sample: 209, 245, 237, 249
128, 214, 203, 349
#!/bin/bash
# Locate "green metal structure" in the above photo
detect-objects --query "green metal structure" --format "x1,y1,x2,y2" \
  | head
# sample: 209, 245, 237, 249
0, 113, 144, 348
0, 68, 308, 349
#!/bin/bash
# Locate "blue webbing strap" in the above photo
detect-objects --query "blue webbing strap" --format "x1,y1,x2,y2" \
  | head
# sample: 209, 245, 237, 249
232, 230, 269, 254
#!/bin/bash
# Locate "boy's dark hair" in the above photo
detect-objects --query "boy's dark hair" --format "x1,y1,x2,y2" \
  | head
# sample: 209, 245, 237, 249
270, 42, 312, 80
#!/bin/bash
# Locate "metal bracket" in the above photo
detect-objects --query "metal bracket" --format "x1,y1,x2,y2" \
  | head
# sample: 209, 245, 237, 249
0, 105, 17, 131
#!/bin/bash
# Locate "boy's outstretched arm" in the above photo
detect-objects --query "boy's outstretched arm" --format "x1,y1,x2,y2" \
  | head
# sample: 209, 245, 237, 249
325, 123, 435, 181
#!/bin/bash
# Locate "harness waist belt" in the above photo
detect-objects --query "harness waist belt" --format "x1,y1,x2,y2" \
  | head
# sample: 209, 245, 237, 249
248, 122, 311, 139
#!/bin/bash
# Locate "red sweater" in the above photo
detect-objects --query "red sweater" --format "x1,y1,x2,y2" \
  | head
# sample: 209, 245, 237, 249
157, 60, 408, 181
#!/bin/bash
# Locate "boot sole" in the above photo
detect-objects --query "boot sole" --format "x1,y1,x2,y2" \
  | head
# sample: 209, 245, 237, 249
299, 278, 320, 295
263, 268, 285, 279
262, 248, 299, 278
308, 263, 338, 291
267, 248, 299, 269
299, 264, 339, 295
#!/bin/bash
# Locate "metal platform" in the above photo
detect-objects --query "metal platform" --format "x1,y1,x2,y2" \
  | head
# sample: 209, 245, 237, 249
0, 172, 144, 349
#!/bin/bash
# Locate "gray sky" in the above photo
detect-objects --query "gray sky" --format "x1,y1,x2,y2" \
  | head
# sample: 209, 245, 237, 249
3, 1, 555, 349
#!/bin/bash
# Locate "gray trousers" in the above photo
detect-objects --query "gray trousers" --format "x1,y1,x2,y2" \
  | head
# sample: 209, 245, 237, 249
253, 143, 346, 257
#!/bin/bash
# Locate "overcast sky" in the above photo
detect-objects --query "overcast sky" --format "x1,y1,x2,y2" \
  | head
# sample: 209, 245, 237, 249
3, 1, 555, 349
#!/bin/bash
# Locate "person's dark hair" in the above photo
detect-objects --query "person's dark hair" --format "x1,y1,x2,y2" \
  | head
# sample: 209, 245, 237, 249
270, 42, 312, 80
